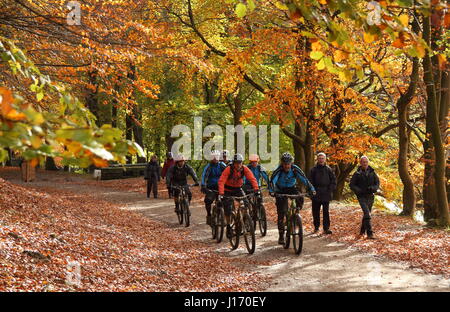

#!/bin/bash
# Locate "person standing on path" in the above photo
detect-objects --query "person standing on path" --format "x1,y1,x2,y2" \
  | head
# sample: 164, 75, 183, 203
309, 152, 336, 235
162, 152, 175, 198
144, 155, 161, 198
349, 156, 380, 239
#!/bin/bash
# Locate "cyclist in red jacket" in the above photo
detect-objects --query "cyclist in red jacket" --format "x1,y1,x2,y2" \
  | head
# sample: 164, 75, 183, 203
218, 153, 259, 238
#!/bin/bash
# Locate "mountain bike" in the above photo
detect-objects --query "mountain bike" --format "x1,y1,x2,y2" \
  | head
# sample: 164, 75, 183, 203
206, 189, 225, 243
224, 193, 256, 254
172, 184, 197, 227
273, 193, 307, 255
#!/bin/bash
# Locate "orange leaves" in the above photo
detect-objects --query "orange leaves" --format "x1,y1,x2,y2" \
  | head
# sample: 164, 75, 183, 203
0, 87, 26, 121
0, 170, 267, 291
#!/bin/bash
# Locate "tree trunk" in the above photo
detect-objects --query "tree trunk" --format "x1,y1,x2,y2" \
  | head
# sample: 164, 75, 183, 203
422, 14, 449, 226
397, 57, 419, 216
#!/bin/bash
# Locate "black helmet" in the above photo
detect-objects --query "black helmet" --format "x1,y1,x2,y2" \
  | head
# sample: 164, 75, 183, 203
233, 153, 244, 163
281, 152, 294, 164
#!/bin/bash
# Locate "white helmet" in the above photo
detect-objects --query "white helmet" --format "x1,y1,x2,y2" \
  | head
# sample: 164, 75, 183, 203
174, 154, 186, 162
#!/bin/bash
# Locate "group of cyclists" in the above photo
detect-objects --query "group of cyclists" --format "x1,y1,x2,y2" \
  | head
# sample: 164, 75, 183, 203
162, 150, 316, 251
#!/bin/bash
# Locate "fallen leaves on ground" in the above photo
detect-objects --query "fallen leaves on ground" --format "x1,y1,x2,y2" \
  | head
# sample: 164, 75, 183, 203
264, 200, 449, 277
0, 169, 267, 292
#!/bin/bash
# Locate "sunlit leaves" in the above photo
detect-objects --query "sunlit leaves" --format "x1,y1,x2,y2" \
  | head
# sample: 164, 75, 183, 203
0, 38, 143, 167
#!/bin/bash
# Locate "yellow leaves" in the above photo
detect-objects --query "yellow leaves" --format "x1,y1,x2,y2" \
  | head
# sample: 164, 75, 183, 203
399, 14, 409, 27
30, 135, 42, 149
318, 0, 328, 4
363, 32, 378, 43
311, 40, 322, 52
274, 1, 289, 10
67, 141, 83, 155
338, 69, 353, 82
437, 54, 447, 70
333, 50, 348, 63
415, 41, 426, 58
370, 61, 386, 77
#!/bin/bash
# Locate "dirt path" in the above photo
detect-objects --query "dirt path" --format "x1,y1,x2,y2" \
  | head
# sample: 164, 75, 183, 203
4, 170, 449, 292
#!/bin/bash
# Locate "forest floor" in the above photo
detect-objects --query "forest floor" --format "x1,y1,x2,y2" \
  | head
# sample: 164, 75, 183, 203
0, 167, 448, 292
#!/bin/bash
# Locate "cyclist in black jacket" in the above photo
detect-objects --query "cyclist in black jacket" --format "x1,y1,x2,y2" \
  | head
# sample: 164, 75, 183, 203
166, 155, 199, 213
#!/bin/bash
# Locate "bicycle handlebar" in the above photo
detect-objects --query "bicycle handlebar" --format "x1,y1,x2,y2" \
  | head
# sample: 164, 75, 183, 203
171, 184, 199, 190
273, 193, 308, 198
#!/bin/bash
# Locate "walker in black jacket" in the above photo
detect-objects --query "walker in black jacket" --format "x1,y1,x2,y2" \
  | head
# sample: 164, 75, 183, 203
349, 165, 380, 237
145, 160, 161, 198
309, 164, 336, 233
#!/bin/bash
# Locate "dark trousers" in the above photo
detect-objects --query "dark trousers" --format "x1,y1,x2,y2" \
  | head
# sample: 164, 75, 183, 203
275, 188, 303, 234
358, 195, 374, 235
204, 185, 218, 216
146, 178, 158, 198
223, 189, 246, 217
312, 200, 330, 230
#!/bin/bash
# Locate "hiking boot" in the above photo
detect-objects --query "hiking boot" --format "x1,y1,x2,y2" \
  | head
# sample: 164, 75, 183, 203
367, 232, 375, 239
313, 227, 319, 234
324, 229, 332, 235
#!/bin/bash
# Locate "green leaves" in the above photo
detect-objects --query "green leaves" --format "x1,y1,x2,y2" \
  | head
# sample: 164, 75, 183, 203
236, 3, 247, 18
0, 37, 144, 167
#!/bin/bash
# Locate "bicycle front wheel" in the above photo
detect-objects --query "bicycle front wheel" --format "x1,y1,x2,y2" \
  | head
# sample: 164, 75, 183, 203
229, 212, 240, 250
292, 214, 303, 255
177, 202, 183, 225
215, 207, 225, 243
184, 199, 190, 227
243, 213, 256, 254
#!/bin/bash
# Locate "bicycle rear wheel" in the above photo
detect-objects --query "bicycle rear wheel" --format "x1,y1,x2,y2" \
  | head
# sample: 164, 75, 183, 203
243, 213, 256, 254
258, 204, 267, 237
183, 199, 190, 227
292, 214, 303, 255
229, 212, 240, 250
215, 207, 225, 243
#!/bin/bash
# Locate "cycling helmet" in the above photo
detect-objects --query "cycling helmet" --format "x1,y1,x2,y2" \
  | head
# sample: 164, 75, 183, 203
174, 154, 186, 162
233, 153, 244, 163
249, 154, 259, 162
166, 152, 173, 158
222, 150, 230, 158
281, 152, 294, 164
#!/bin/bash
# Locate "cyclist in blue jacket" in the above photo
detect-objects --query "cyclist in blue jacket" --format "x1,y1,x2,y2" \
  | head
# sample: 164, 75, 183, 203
269, 152, 316, 244
201, 150, 227, 225
243, 154, 269, 206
